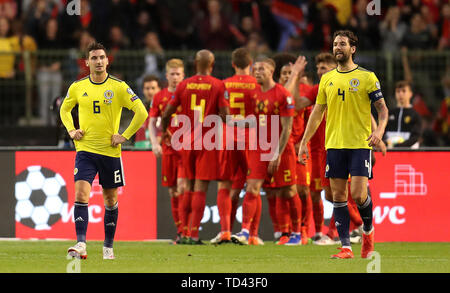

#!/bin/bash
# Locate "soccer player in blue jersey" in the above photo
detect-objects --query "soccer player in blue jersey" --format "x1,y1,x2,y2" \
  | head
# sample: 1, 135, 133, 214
60, 42, 148, 259
298, 30, 389, 259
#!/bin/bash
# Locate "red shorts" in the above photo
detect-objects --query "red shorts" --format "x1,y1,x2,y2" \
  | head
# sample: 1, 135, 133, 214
309, 149, 329, 192
251, 143, 297, 188
295, 159, 310, 187
161, 152, 185, 187
218, 149, 248, 181
232, 164, 247, 190
180, 149, 218, 180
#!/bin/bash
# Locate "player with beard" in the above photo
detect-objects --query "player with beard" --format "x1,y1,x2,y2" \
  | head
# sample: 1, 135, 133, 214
298, 30, 389, 259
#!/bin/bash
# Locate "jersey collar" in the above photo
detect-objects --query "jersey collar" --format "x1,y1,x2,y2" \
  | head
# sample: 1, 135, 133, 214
89, 73, 109, 85
336, 65, 359, 74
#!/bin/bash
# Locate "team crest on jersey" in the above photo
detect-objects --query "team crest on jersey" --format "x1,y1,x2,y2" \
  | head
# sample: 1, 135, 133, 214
404, 116, 411, 124
349, 78, 360, 92
104, 90, 114, 99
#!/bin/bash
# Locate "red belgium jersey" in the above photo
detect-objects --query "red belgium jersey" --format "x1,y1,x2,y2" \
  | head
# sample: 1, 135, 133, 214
254, 83, 295, 151
169, 75, 229, 149
149, 87, 182, 154
223, 74, 260, 147
303, 84, 326, 152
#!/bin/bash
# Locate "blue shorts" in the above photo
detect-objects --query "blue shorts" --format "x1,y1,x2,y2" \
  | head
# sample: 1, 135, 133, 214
325, 149, 373, 179
74, 151, 125, 188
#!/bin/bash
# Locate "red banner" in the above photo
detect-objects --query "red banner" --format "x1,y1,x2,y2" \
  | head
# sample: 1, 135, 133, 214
15, 151, 157, 241
371, 151, 450, 242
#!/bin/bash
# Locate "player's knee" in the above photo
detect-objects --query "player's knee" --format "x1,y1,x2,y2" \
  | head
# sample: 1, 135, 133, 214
281, 186, 296, 198
297, 185, 309, 199
310, 191, 322, 203
74, 190, 90, 203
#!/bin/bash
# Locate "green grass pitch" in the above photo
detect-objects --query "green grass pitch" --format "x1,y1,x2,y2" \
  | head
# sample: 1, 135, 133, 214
0, 240, 448, 273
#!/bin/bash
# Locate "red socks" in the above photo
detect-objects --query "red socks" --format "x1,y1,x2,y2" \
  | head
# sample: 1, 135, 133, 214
287, 195, 302, 233
300, 194, 312, 229
241, 192, 259, 231
276, 197, 291, 234
250, 195, 262, 237
171, 195, 182, 234
312, 200, 324, 234
179, 191, 192, 237
267, 195, 279, 233
190, 191, 206, 239
217, 188, 232, 232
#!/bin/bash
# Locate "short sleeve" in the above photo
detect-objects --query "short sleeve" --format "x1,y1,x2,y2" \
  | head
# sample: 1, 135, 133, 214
316, 77, 327, 105
280, 87, 295, 117
149, 92, 161, 117
367, 72, 384, 102
169, 82, 183, 107
218, 81, 229, 108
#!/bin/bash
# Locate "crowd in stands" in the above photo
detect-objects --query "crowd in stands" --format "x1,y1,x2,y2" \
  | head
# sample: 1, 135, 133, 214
0, 0, 449, 146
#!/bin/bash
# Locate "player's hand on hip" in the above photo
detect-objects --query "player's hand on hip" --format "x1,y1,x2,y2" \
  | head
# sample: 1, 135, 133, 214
69, 129, 84, 141
152, 143, 162, 158
111, 134, 127, 147
298, 143, 309, 165
367, 130, 383, 148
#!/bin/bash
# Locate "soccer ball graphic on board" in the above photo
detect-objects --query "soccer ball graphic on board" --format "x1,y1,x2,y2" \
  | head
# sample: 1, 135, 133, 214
15, 166, 68, 230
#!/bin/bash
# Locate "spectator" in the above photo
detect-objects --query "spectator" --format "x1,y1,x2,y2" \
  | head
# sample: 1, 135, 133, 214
36, 18, 63, 126
0, 0, 17, 20
197, 0, 234, 50
0, 16, 17, 125
433, 73, 450, 145
131, 10, 157, 48
270, 0, 305, 52
231, 15, 257, 47
135, 31, 164, 96
304, 3, 340, 51
75, 30, 95, 80
379, 5, 408, 52
158, 0, 201, 50
437, 3, 450, 51
134, 75, 161, 149
401, 13, 435, 50
107, 0, 134, 38
245, 32, 270, 58
347, 0, 380, 50
384, 80, 422, 149
107, 25, 130, 52
23, 0, 53, 41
